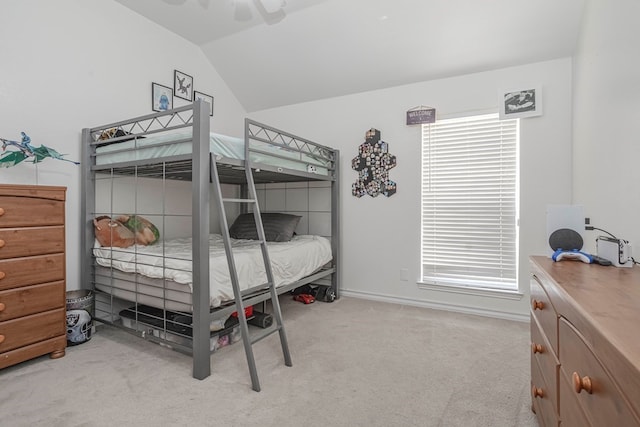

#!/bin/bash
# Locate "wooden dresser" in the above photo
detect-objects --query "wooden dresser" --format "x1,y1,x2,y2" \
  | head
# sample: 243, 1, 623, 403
0, 184, 67, 369
530, 256, 640, 426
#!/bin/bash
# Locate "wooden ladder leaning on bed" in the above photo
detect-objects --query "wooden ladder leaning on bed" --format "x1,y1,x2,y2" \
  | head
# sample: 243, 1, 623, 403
208, 139, 292, 393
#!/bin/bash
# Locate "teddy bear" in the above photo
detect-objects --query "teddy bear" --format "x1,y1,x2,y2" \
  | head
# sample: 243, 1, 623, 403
93, 216, 135, 248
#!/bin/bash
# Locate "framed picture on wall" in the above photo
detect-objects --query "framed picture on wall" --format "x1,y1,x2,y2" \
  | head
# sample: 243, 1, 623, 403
499, 86, 542, 119
193, 91, 214, 116
151, 82, 173, 112
174, 69, 193, 101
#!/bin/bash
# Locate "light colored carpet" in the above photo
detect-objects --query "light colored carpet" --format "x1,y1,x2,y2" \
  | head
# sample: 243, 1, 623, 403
0, 296, 538, 427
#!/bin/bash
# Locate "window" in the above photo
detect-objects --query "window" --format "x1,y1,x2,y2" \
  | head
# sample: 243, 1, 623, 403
421, 113, 518, 292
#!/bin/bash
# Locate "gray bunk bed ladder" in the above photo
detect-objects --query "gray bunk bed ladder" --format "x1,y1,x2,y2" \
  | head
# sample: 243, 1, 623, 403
209, 119, 292, 393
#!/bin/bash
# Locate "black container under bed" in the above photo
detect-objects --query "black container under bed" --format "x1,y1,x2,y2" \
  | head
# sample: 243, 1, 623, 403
119, 304, 243, 352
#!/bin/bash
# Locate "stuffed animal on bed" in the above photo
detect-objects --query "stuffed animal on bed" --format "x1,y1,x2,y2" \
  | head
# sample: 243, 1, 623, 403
116, 214, 160, 245
93, 215, 159, 247
93, 216, 135, 248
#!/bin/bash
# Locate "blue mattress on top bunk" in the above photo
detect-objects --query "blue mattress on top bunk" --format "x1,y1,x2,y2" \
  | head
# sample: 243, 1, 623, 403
95, 130, 330, 175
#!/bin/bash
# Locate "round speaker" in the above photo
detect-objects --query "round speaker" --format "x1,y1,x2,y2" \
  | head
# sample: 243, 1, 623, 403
548, 228, 583, 251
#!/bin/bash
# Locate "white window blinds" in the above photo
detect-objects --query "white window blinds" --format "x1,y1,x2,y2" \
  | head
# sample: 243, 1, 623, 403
421, 113, 518, 291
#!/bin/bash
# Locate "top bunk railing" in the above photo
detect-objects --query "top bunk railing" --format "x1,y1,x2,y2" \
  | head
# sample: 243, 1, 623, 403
243, 118, 337, 183
88, 103, 196, 143
245, 119, 336, 169
83, 101, 338, 183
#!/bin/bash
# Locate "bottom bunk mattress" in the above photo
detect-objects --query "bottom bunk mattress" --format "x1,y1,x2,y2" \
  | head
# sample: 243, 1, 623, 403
93, 234, 332, 311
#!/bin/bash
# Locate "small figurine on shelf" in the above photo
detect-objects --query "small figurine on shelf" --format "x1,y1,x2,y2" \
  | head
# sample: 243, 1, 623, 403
0, 132, 79, 168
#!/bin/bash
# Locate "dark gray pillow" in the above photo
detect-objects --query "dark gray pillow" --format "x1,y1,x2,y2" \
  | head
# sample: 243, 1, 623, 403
229, 213, 301, 242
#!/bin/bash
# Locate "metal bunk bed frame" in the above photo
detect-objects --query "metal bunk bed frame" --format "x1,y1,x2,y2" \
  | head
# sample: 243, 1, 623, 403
80, 100, 339, 388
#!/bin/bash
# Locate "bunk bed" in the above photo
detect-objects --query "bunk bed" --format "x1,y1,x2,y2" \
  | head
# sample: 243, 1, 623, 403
80, 100, 339, 386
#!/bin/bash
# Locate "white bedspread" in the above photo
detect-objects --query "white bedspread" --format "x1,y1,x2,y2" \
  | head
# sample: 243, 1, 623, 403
93, 234, 332, 307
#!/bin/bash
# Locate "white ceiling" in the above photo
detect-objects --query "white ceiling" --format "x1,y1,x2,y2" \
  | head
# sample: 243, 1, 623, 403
115, 0, 586, 112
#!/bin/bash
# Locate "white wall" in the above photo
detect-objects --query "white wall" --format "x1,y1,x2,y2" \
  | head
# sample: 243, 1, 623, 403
250, 59, 573, 320
0, 0, 246, 291
572, 0, 640, 254
0, 1, 582, 320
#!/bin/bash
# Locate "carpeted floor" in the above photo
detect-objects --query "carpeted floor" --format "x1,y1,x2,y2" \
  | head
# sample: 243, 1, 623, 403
0, 296, 538, 427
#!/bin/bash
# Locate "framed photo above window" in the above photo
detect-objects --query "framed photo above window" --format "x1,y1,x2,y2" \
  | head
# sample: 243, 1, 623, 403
499, 86, 542, 119
151, 82, 173, 112
193, 91, 214, 116
174, 69, 193, 101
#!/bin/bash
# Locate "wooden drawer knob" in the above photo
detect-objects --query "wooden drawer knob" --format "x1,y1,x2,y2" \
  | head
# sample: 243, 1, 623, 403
0, 271, 5, 280
572, 371, 593, 394
0, 335, 5, 344
0, 302, 5, 312
0, 240, 4, 249
532, 385, 544, 398
532, 299, 544, 310
0, 207, 4, 216
531, 343, 543, 354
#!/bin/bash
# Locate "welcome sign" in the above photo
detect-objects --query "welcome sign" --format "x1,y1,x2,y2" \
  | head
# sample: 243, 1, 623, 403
406, 107, 436, 125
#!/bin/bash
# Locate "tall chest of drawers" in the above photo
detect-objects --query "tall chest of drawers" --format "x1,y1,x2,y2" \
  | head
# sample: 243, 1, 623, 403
530, 256, 640, 426
0, 184, 67, 369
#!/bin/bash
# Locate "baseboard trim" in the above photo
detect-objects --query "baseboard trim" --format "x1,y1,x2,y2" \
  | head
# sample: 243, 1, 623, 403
340, 289, 529, 323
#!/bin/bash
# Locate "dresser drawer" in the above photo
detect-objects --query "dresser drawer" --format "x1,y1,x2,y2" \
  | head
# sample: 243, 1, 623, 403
559, 318, 640, 425
531, 315, 559, 413
0, 227, 64, 259
530, 273, 558, 355
0, 308, 65, 353
559, 369, 593, 427
0, 253, 65, 291
0, 195, 64, 227
0, 281, 65, 321
0, 335, 66, 369
532, 355, 559, 427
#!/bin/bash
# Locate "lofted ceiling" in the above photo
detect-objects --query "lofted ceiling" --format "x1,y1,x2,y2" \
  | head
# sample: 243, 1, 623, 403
115, 0, 586, 112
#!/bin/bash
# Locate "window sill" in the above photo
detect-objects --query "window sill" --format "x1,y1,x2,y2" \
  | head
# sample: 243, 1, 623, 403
417, 281, 524, 300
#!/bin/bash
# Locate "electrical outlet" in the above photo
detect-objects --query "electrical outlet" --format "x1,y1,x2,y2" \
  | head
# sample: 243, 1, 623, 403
400, 268, 409, 281
585, 217, 590, 225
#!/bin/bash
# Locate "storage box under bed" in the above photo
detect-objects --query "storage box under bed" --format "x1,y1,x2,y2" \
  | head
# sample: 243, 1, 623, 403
119, 304, 241, 352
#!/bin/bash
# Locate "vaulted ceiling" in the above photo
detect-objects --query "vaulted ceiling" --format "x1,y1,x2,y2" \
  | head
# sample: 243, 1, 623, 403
115, 0, 586, 112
